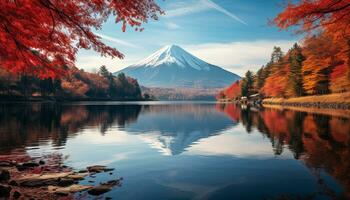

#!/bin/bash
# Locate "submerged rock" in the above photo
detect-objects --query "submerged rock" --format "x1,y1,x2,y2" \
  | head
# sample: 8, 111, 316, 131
39, 160, 45, 165
0, 170, 10, 182
87, 165, 114, 173
78, 169, 88, 173
21, 162, 39, 168
88, 185, 111, 196
48, 184, 93, 195
58, 178, 75, 187
13, 190, 21, 199
9, 180, 18, 186
0, 184, 11, 198
87, 179, 121, 196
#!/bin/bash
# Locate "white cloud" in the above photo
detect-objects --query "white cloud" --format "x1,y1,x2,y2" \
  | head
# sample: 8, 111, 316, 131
165, 22, 181, 30
76, 50, 139, 73
165, 1, 208, 17
202, 0, 247, 25
95, 33, 139, 48
165, 0, 246, 25
76, 40, 298, 76
183, 40, 297, 76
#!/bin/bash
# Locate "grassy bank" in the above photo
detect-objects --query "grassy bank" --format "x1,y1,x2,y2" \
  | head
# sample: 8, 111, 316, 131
263, 92, 350, 109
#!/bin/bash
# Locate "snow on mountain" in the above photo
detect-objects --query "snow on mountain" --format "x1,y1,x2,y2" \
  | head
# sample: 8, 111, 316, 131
115, 45, 240, 88
132, 45, 211, 71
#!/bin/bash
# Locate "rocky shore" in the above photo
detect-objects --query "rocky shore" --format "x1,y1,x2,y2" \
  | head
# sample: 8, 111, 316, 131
0, 154, 122, 199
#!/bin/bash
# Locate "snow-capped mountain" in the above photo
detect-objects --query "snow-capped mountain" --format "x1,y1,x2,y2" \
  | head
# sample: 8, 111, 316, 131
115, 45, 240, 88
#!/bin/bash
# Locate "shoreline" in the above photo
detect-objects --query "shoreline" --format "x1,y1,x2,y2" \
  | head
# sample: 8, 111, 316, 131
262, 104, 350, 118
0, 96, 150, 103
262, 92, 350, 110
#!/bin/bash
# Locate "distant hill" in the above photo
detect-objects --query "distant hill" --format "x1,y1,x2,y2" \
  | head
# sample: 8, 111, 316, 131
114, 45, 240, 89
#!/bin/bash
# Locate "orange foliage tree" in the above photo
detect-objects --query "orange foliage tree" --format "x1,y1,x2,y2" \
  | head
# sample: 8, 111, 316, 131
274, 0, 350, 94
216, 81, 241, 100
301, 33, 340, 94
0, 0, 161, 78
262, 47, 288, 97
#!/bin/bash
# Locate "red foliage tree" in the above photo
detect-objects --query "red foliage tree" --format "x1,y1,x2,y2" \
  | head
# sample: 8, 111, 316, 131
0, 0, 161, 78
273, 0, 350, 37
217, 81, 241, 100
274, 0, 350, 93
224, 81, 241, 100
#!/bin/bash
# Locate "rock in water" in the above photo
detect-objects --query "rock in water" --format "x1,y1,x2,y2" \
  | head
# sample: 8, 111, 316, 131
87, 179, 121, 196
0, 184, 11, 198
0, 170, 10, 182
87, 165, 114, 173
88, 185, 111, 196
13, 190, 21, 199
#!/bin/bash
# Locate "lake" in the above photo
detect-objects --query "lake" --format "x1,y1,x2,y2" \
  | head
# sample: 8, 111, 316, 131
0, 102, 349, 200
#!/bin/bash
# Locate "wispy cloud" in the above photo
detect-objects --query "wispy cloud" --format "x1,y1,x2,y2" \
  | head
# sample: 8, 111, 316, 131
202, 0, 247, 25
165, 2, 208, 17
165, 0, 247, 25
165, 22, 181, 30
95, 33, 138, 48
184, 40, 297, 76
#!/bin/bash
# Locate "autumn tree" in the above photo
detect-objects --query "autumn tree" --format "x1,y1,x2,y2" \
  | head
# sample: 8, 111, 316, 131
262, 47, 288, 97
274, 0, 350, 94
286, 43, 305, 97
302, 33, 339, 94
218, 80, 241, 100
254, 66, 268, 93
0, 0, 161, 78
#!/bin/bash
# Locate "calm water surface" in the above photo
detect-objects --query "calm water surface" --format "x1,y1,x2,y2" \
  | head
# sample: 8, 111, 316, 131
0, 102, 349, 200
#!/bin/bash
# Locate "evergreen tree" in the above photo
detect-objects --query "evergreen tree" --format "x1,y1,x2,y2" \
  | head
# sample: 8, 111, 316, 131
271, 46, 283, 63
241, 70, 254, 97
99, 65, 110, 78
287, 43, 305, 97
255, 66, 267, 92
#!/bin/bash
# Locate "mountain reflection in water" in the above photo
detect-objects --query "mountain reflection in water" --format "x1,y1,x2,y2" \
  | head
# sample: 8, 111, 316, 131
0, 102, 349, 200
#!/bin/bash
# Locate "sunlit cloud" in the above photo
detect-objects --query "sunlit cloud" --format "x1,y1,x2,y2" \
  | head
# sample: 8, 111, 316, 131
76, 50, 139, 72
183, 40, 297, 76
95, 33, 139, 48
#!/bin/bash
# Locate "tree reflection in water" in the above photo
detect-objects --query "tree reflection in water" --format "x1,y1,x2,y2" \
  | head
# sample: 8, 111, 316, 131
0, 102, 349, 199
217, 104, 350, 199
0, 103, 141, 153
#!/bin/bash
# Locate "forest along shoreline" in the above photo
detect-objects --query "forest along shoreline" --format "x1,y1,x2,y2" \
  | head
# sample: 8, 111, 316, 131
217, 92, 350, 110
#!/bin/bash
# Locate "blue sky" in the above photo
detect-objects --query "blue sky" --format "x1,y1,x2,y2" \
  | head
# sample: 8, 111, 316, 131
76, 0, 301, 76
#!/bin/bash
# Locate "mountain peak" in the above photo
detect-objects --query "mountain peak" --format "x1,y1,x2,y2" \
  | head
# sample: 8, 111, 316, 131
133, 44, 211, 71
116, 44, 241, 88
